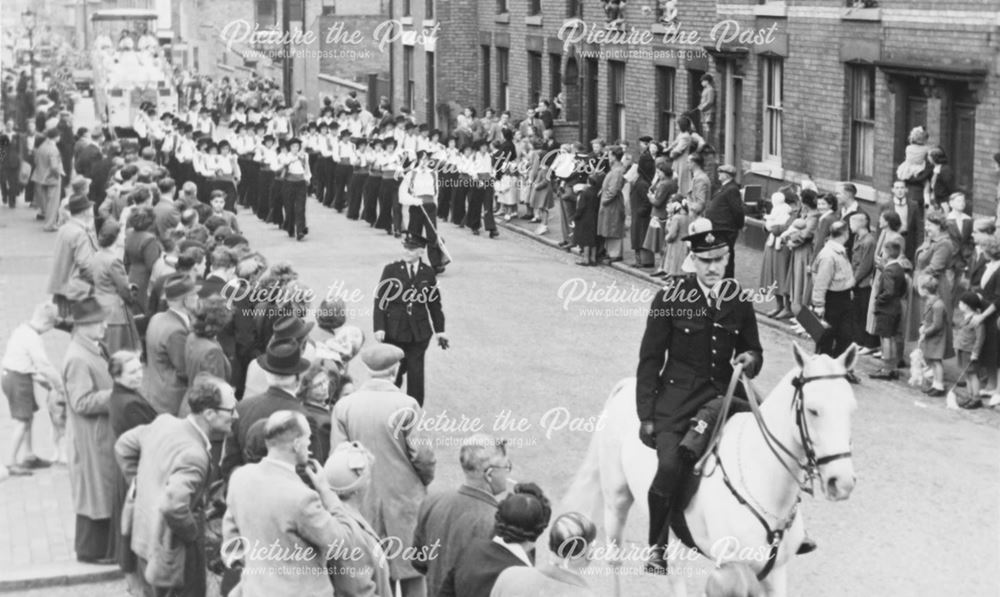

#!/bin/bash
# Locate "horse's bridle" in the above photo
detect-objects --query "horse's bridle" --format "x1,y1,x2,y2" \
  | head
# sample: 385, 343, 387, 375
697, 368, 853, 580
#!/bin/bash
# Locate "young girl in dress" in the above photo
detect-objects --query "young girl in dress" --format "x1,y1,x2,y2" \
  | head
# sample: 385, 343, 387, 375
659, 199, 690, 276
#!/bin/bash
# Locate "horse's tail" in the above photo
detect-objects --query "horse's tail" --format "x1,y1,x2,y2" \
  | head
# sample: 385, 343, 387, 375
558, 377, 630, 524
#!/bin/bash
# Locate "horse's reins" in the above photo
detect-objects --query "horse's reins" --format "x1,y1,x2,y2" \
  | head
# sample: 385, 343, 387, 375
694, 366, 851, 580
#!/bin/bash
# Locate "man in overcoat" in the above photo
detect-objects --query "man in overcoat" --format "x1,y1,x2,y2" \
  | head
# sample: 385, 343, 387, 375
704, 165, 746, 280
32, 127, 64, 231
373, 234, 448, 406
48, 193, 98, 326
331, 344, 436, 597
635, 229, 763, 573
62, 297, 116, 563
142, 275, 197, 415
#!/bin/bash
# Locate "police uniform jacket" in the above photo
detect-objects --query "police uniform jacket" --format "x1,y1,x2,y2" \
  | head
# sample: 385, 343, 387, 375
636, 274, 763, 433
373, 260, 445, 344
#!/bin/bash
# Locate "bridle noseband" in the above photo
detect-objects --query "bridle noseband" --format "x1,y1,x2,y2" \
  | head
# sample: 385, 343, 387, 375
790, 373, 853, 490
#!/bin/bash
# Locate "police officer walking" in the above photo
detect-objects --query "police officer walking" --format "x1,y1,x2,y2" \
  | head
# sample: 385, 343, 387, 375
635, 229, 763, 573
373, 233, 449, 406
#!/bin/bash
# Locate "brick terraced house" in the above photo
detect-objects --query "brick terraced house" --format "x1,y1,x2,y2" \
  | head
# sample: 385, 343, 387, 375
388, 0, 1000, 214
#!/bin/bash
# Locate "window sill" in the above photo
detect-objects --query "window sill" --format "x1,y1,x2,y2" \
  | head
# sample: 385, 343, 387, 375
423, 19, 437, 28
748, 160, 784, 179
849, 182, 877, 202
525, 15, 543, 27
753, 2, 787, 18
495, 12, 510, 24
840, 7, 881, 22
651, 23, 666, 35
400, 16, 414, 26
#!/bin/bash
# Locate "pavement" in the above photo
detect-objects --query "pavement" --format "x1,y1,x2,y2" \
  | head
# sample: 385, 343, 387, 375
0, 191, 997, 596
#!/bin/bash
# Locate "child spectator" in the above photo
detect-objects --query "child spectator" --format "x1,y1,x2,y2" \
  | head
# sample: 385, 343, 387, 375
572, 171, 602, 266
917, 274, 953, 397
658, 199, 690, 277
209, 190, 241, 234
869, 239, 909, 381
952, 292, 986, 409
896, 126, 930, 182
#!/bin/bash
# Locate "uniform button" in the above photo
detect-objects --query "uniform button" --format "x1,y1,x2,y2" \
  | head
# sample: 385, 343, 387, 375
712, 349, 717, 354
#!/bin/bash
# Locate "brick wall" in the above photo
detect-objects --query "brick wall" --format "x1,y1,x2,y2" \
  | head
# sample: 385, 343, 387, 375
389, 0, 999, 213
317, 15, 389, 86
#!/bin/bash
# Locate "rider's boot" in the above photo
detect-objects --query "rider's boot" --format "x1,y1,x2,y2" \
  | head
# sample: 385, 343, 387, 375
645, 492, 670, 575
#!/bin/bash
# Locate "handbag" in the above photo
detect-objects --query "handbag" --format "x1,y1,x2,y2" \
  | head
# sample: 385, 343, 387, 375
18, 161, 31, 186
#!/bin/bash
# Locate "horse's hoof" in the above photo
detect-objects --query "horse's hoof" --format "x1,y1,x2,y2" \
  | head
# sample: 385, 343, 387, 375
796, 536, 818, 555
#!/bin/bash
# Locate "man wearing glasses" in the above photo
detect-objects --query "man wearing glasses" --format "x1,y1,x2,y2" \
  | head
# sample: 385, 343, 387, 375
411, 434, 513, 597
115, 374, 238, 596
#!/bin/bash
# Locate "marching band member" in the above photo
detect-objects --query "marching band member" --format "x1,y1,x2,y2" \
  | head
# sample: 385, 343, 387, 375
377, 137, 402, 236
333, 129, 355, 212
212, 140, 241, 213
232, 122, 257, 208
401, 122, 418, 163
231, 102, 248, 126
469, 139, 499, 238
160, 114, 179, 173
346, 106, 365, 137
318, 106, 336, 128
197, 107, 215, 138
193, 137, 213, 203
277, 137, 311, 241
451, 142, 476, 228
253, 133, 278, 221
268, 140, 288, 227
268, 105, 291, 141
319, 122, 339, 207
363, 138, 384, 227
302, 122, 320, 198
407, 150, 445, 273
173, 123, 197, 188
434, 133, 455, 222
185, 101, 200, 128
346, 137, 369, 220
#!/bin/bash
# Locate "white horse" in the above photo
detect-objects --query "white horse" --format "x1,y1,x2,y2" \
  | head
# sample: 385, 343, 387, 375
561, 343, 858, 596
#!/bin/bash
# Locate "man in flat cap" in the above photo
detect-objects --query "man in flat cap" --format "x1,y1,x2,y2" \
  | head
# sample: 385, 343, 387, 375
331, 343, 435, 597
704, 164, 746, 280
373, 233, 448, 406
635, 228, 764, 573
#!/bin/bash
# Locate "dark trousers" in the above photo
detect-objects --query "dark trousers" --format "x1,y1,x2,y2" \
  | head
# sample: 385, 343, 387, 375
725, 239, 737, 280
315, 157, 332, 205
376, 178, 396, 232
333, 163, 352, 211
451, 183, 469, 226
256, 170, 275, 220
269, 179, 285, 226
323, 158, 339, 207
1, 168, 20, 206
437, 173, 454, 221
819, 289, 857, 357
388, 338, 431, 406
648, 430, 686, 546
852, 285, 879, 348
363, 175, 381, 225
283, 180, 308, 237
237, 158, 254, 207
409, 203, 443, 268
75, 514, 114, 562
347, 171, 366, 219
467, 183, 497, 232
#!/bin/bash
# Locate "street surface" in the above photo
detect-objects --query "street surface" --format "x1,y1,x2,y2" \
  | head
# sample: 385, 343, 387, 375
1, 201, 997, 596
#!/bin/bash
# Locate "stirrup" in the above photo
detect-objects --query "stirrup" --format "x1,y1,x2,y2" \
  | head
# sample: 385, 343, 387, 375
644, 546, 668, 575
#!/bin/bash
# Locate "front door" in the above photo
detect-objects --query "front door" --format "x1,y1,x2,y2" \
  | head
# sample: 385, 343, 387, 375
721, 61, 742, 171
585, 57, 599, 142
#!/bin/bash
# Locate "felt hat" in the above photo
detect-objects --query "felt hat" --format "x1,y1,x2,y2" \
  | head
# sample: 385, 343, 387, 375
67, 195, 94, 215
271, 315, 315, 341
257, 338, 310, 375
71, 297, 106, 325
164, 274, 197, 301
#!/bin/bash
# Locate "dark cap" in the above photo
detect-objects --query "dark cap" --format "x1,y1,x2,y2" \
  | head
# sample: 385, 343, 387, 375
682, 229, 734, 254
402, 233, 428, 249
164, 274, 197, 301
638, 135, 653, 143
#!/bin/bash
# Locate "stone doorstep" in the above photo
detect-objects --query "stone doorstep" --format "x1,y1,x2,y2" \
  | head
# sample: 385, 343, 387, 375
0, 561, 122, 591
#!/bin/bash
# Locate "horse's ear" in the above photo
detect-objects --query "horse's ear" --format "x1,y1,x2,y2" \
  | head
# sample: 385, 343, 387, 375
839, 343, 859, 372
791, 342, 807, 370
